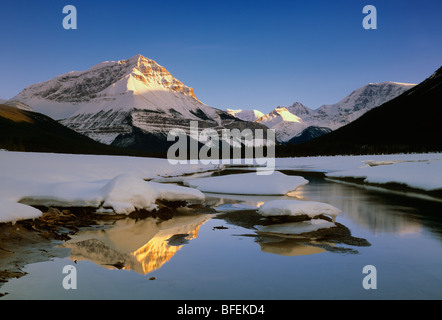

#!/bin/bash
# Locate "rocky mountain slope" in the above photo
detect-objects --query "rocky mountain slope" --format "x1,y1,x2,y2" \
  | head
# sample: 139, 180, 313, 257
0, 104, 143, 156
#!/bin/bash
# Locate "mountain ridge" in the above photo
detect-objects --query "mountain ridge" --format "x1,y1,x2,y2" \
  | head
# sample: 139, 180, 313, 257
276, 66, 442, 156
6, 54, 423, 154
227, 81, 416, 143
8, 54, 268, 152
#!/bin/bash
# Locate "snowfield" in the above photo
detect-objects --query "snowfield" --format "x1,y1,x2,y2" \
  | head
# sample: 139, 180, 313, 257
325, 160, 442, 191
0, 151, 215, 223
0, 151, 441, 224
275, 153, 442, 192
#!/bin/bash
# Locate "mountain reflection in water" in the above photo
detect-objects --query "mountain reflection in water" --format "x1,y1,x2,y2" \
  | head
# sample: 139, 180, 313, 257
62, 214, 212, 275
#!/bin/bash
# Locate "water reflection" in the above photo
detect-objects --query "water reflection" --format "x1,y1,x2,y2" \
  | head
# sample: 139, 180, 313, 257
259, 239, 327, 256
61, 171, 442, 273
214, 206, 371, 256
296, 175, 442, 236
62, 213, 211, 275
202, 170, 442, 256
201, 188, 370, 256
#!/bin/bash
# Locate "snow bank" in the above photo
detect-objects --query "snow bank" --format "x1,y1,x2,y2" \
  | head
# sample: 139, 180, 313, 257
0, 151, 213, 223
18, 174, 205, 215
185, 171, 308, 195
149, 181, 205, 203
100, 174, 160, 214
257, 199, 341, 221
256, 219, 336, 235
0, 151, 216, 183
255, 199, 340, 236
276, 153, 442, 191
0, 200, 42, 224
326, 160, 442, 191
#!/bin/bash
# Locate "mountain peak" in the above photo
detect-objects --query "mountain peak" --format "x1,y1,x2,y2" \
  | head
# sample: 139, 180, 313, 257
257, 107, 304, 125
226, 109, 264, 121
287, 102, 312, 116
123, 54, 198, 100
126, 54, 160, 70
128, 53, 147, 62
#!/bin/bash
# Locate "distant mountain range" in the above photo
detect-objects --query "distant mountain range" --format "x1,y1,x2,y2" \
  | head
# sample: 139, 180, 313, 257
277, 65, 442, 156
226, 82, 416, 143
3, 54, 439, 157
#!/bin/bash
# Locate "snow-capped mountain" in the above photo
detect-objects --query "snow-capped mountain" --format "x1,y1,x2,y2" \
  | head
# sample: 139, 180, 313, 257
305, 81, 416, 130
283, 65, 442, 155
226, 109, 264, 122
286, 102, 312, 117
236, 81, 416, 142
10, 54, 206, 120
255, 107, 308, 142
9, 54, 266, 149
256, 107, 304, 128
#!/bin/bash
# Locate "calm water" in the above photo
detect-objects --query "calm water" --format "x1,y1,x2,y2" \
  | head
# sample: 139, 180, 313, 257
2, 171, 442, 300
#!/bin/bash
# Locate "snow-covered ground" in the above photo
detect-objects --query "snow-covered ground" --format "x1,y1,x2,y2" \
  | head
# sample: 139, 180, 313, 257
1, 151, 441, 224
0, 151, 217, 223
275, 153, 442, 192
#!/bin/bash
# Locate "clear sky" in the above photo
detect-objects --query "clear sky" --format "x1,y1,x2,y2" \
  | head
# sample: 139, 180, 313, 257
1, 0, 441, 113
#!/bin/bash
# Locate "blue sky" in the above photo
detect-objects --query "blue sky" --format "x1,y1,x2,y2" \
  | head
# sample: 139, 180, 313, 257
1, 0, 441, 113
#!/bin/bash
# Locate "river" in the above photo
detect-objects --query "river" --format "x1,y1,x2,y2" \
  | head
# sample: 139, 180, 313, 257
1, 169, 442, 300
